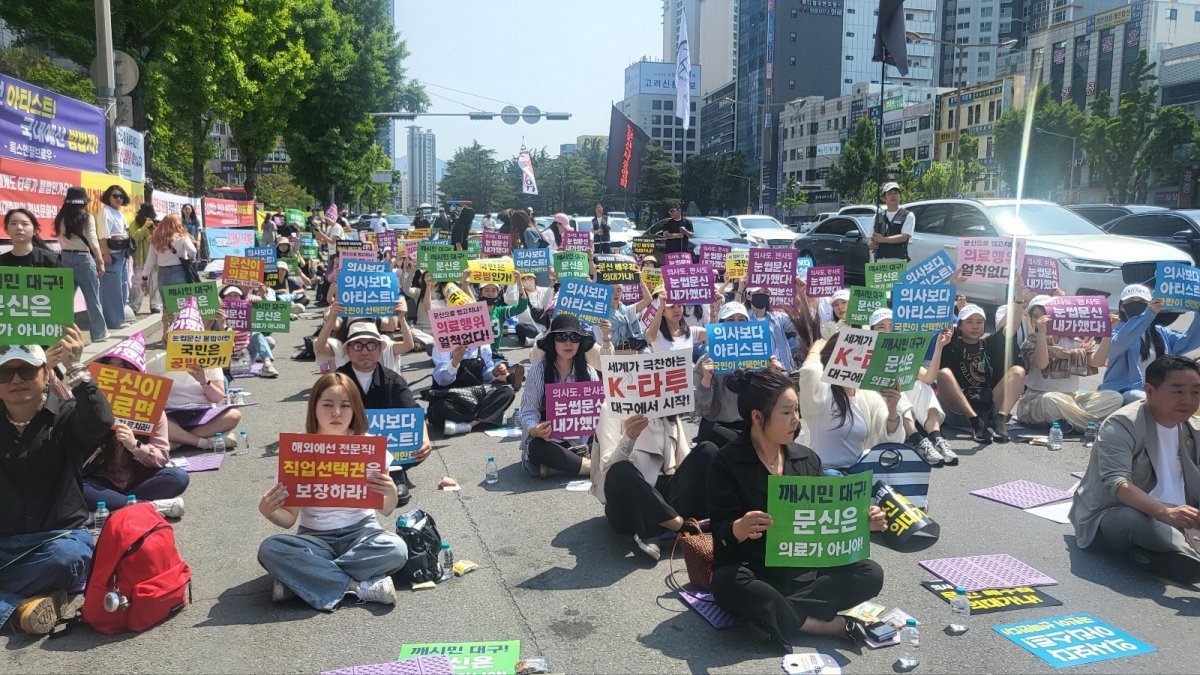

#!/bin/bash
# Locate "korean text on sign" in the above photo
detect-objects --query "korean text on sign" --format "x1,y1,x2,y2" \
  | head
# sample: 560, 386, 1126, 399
251, 301, 291, 333
903, 250, 956, 286
0, 267, 73, 344
664, 251, 692, 267
221, 256, 264, 286
162, 281, 220, 318
1155, 262, 1200, 311
707, 320, 771, 374
662, 264, 714, 305
375, 230, 398, 256
594, 254, 638, 285
416, 242, 453, 267
165, 331, 235, 371
631, 237, 656, 257
514, 247, 550, 274
555, 278, 613, 325
993, 613, 1156, 669
724, 251, 748, 279
1021, 254, 1059, 293
562, 230, 592, 253
337, 268, 400, 318
599, 350, 693, 419
481, 232, 511, 256
425, 251, 469, 282
88, 363, 172, 436
820, 327, 875, 388
1045, 296, 1111, 338
429, 301, 495, 352
865, 261, 906, 289
221, 298, 251, 332
553, 251, 590, 280
765, 472, 872, 568
467, 257, 516, 285
747, 248, 797, 306
244, 246, 276, 265
806, 265, 845, 297
861, 332, 930, 392
797, 255, 814, 282
699, 244, 730, 270
958, 237, 1026, 284
397, 640, 521, 675
893, 283, 956, 332
367, 408, 425, 465
546, 381, 604, 440
847, 286, 887, 326
277, 433, 387, 509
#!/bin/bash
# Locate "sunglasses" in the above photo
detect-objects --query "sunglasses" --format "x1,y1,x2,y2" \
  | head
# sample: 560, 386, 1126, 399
110, 193, 126, 200
553, 332, 584, 343
348, 341, 380, 352
0, 364, 40, 383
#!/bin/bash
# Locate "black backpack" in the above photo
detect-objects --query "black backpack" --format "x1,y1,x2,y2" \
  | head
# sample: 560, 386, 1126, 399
394, 507, 444, 584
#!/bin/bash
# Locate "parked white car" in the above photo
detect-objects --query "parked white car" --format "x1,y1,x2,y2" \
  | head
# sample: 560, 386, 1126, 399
725, 214, 796, 248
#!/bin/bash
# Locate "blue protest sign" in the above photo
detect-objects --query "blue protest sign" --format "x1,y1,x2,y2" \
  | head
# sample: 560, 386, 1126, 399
555, 278, 612, 325
903, 250, 956, 286
1155, 262, 1200, 311
514, 247, 551, 274
337, 268, 400, 317
205, 228, 257, 260
707, 320, 772, 374
244, 246, 277, 265
893, 283, 956, 332
797, 255, 815, 281
367, 408, 425, 465
993, 613, 1155, 669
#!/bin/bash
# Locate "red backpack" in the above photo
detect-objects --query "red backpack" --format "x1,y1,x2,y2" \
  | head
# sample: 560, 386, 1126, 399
81, 502, 192, 634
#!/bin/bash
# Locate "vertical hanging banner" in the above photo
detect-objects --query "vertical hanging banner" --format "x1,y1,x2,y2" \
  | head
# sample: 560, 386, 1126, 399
675, 9, 691, 131
518, 149, 539, 195
115, 126, 145, 183
0, 73, 106, 172
604, 105, 650, 192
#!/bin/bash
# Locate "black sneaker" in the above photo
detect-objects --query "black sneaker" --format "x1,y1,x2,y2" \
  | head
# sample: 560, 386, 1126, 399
971, 427, 993, 444
988, 427, 1008, 443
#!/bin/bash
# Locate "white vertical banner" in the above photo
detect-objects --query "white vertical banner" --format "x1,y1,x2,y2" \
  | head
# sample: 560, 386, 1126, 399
675, 11, 691, 132
115, 126, 145, 183
518, 149, 539, 195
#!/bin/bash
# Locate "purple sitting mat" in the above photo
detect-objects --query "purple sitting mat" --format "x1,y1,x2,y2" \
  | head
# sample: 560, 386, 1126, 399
1072, 471, 1085, 479
179, 452, 225, 472
322, 656, 454, 675
919, 554, 1057, 592
679, 587, 741, 629
166, 402, 258, 427
970, 480, 1072, 510
232, 362, 264, 379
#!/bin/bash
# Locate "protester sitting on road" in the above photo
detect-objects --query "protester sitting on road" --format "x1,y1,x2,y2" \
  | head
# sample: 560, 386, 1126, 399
1100, 284, 1200, 406
936, 303, 1026, 444
428, 341, 516, 437
644, 288, 707, 357
734, 282, 799, 371
257, 372, 406, 610
218, 284, 280, 378
314, 301, 414, 375
695, 301, 754, 447
517, 315, 597, 478
475, 280, 529, 356
819, 289, 850, 340
0, 330, 114, 635
591, 276, 654, 355
1015, 295, 1122, 433
270, 261, 310, 309
1070, 354, 1200, 584
512, 273, 550, 346
707, 368, 886, 647
1, 208, 59, 268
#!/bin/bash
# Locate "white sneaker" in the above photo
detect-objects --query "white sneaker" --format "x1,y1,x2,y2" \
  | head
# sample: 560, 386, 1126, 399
633, 534, 661, 561
153, 497, 185, 518
443, 421, 471, 436
265, 336, 276, 349
271, 578, 296, 602
934, 437, 959, 465
355, 576, 396, 605
914, 437, 945, 467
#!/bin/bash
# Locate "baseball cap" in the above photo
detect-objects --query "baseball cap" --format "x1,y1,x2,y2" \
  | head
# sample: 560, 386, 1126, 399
219, 285, 244, 298
869, 308, 893, 328
0, 345, 46, 368
1120, 284, 1153, 302
346, 322, 383, 343
831, 289, 851, 302
718, 302, 750, 321
881, 181, 900, 194
958, 304, 986, 321
1027, 295, 1052, 311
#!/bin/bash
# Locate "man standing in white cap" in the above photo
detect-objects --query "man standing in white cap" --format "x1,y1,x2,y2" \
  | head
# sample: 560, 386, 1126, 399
869, 182, 914, 262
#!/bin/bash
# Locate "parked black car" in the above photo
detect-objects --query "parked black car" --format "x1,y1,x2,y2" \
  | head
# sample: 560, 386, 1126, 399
792, 214, 875, 286
1102, 209, 1200, 263
1067, 203, 1165, 227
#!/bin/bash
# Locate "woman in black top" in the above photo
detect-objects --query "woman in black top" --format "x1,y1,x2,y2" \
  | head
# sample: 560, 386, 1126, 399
707, 369, 886, 647
592, 203, 611, 254
450, 206, 475, 251
0, 209, 59, 268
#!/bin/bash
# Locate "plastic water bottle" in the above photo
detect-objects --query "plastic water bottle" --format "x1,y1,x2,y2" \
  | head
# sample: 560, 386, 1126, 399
125, 495, 137, 507
236, 429, 249, 456
949, 587, 971, 634
439, 541, 455, 582
232, 351, 251, 377
898, 618, 920, 669
485, 456, 499, 484
1049, 421, 1064, 451
92, 502, 110, 538
210, 433, 227, 454
1082, 422, 1097, 449
396, 517, 408, 533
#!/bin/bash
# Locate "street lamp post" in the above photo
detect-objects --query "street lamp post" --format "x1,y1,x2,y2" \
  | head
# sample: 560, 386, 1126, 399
1036, 127, 1078, 200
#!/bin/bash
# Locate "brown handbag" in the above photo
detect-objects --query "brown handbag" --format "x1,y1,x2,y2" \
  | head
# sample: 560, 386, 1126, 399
670, 517, 714, 590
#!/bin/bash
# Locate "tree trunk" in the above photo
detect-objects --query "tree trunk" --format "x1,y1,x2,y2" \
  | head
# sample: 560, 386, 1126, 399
192, 115, 206, 197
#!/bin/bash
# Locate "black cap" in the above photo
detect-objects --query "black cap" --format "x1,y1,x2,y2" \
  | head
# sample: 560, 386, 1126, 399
63, 186, 88, 205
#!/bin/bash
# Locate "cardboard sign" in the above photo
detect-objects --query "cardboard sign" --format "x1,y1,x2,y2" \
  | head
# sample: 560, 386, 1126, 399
662, 264, 715, 305
562, 230, 592, 253
407, 227, 432, 240
747, 248, 797, 306
481, 232, 511, 256
375, 230, 398, 257
467, 258, 516, 285
1155, 262, 1200, 311
594, 254, 638, 285
865, 261, 906, 289
765, 472, 872, 568
806, 265, 845, 297
397, 641, 521, 675
861, 332, 930, 392
797, 255, 815, 281
337, 268, 400, 317
545, 381, 604, 440
366, 408, 425, 465
699, 244, 730, 270
221, 256, 265, 286
555, 278, 613, 325
244, 246, 277, 265
162, 282, 220, 319
277, 433, 387, 509
1021, 254, 1059, 293
205, 228, 255, 259
165, 330, 235, 371
847, 286, 887, 326
631, 236, 657, 257
903, 250, 956, 286
599, 350, 693, 419
724, 250, 748, 279
664, 251, 692, 266
820, 327, 875, 388
1045, 296, 1110, 338
425, 251, 468, 282
921, 581, 1062, 615
221, 298, 251, 332
429, 301, 495, 351
993, 614, 1155, 669
893, 284, 956, 333
417, 241, 453, 268
88, 363, 172, 436
0, 267, 74, 344
251, 301, 291, 333
514, 247, 551, 274
553, 251, 590, 280
958, 237, 1026, 284
707, 320, 772, 374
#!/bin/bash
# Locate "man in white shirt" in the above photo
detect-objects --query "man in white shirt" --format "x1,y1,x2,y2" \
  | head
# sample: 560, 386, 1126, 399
868, 181, 915, 262
371, 211, 386, 234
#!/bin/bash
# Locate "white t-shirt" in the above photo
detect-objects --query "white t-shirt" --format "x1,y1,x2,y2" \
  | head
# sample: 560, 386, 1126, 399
298, 507, 377, 531
882, 208, 916, 236
809, 394, 869, 469
328, 223, 345, 240
145, 353, 224, 408
352, 367, 374, 395
651, 325, 704, 354
102, 205, 128, 238
1150, 422, 1187, 507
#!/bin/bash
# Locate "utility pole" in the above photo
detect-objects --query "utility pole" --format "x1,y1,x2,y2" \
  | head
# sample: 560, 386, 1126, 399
93, 0, 118, 174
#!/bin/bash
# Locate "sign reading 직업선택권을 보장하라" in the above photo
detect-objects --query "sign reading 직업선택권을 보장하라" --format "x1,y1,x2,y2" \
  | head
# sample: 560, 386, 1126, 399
562, 230, 592, 253
1155, 262, 1200, 311
0, 267, 74, 344
820, 327, 875, 389
993, 613, 1155, 669
397, 640, 521, 675
1021, 254, 1060, 294
163, 281, 220, 319
747, 248, 797, 306
599, 350, 693, 419
764, 472, 872, 568
553, 251, 590, 280
593, 254, 638, 285
251, 301, 291, 333
1045, 296, 1111, 338
554, 278, 613, 325
847, 286, 887, 326
336, 266, 400, 318
662, 264, 714, 305
865, 260, 907, 289
545, 381, 604, 440
957, 237, 1026, 284
0, 74, 105, 173
429, 302, 495, 352
903, 250, 956, 286
893, 283, 956, 333
513, 247, 551, 275
699, 244, 730, 270
860, 331, 930, 392
366, 408, 425, 465
706, 320, 772, 374
165, 331, 235, 371
277, 433, 388, 509
805, 265, 845, 298
87, 362, 172, 437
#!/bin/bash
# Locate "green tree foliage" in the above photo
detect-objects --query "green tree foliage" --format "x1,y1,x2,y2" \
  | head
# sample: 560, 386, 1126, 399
712, 152, 750, 215
826, 118, 877, 201
439, 142, 512, 213
993, 84, 1086, 199
777, 176, 808, 219
681, 152, 752, 215
256, 170, 316, 210
955, 133, 985, 192
638, 144, 681, 224
681, 156, 719, 215
0, 46, 95, 103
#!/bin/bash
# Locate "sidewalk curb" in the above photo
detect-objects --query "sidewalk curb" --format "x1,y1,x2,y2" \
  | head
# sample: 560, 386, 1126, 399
81, 312, 165, 364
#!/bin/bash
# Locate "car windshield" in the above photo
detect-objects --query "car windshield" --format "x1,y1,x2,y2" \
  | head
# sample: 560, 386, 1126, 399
737, 216, 783, 231
610, 218, 633, 231
987, 203, 1103, 236
691, 218, 736, 238
386, 215, 411, 225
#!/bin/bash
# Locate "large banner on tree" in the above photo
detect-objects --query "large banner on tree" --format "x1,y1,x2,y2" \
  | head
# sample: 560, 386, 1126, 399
0, 73, 106, 173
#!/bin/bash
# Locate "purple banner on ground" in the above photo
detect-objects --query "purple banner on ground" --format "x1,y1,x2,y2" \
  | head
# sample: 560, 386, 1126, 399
747, 248, 797, 306
0, 73, 106, 172
663, 263, 715, 305
806, 265, 845, 298
1045, 295, 1110, 338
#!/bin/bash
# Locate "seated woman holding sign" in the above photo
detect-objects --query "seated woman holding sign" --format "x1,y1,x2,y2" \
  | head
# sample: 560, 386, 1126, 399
518, 314, 597, 478
1100, 284, 1200, 405
936, 303, 1027, 444
644, 286, 708, 357
258, 372, 406, 610
707, 368, 886, 647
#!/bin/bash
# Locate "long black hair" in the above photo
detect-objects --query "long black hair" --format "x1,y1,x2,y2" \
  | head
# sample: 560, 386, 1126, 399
4, 208, 52, 250
54, 203, 91, 241
544, 346, 593, 384
727, 368, 798, 429
661, 306, 690, 343
819, 334, 854, 429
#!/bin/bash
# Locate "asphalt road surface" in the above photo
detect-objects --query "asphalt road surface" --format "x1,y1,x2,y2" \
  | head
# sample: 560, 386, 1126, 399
3, 313, 1198, 674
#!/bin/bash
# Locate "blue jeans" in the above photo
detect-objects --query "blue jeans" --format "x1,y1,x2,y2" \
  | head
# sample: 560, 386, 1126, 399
257, 516, 407, 611
61, 250, 108, 341
0, 529, 94, 627
249, 333, 274, 363
156, 264, 190, 308
100, 248, 129, 328
83, 467, 190, 510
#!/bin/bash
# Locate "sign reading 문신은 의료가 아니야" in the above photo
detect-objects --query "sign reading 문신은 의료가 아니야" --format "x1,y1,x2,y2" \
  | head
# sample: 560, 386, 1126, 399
765, 472, 873, 568
0, 267, 74, 344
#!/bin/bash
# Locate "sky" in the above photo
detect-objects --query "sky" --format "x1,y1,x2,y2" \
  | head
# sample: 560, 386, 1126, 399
393, 0, 665, 163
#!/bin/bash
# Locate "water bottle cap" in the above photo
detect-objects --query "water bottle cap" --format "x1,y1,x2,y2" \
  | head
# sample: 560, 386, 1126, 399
955, 586, 967, 594
397, 518, 408, 528
440, 541, 450, 549
487, 455, 495, 461
905, 618, 917, 626
1052, 421, 1061, 428
96, 501, 107, 508
240, 430, 247, 435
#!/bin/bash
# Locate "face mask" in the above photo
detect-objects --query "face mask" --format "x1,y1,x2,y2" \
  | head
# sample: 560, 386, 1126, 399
485, 297, 499, 306
1120, 301, 1147, 321
750, 295, 770, 310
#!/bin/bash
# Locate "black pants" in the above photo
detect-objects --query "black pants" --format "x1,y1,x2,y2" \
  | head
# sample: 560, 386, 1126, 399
428, 384, 515, 427
514, 323, 539, 343
528, 437, 584, 476
603, 441, 717, 539
712, 560, 884, 645
697, 419, 742, 449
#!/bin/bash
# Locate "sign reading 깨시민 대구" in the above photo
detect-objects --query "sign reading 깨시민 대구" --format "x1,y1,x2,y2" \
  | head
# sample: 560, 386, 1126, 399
765, 472, 872, 568
0, 267, 74, 344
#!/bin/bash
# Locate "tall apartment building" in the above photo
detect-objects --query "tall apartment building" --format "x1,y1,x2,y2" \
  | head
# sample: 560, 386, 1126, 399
662, 0, 738, 96
406, 126, 437, 209
938, 0, 1015, 88
621, 60, 703, 167
842, 0, 940, 93
699, 80, 738, 158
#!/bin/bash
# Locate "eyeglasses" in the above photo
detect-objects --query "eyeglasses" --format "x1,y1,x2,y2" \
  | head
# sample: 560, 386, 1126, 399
348, 341, 380, 352
553, 332, 584, 343
109, 193, 126, 201
0, 364, 40, 383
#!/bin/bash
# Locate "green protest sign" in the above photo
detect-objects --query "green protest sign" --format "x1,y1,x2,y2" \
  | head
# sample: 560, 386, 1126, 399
847, 286, 887, 326
398, 640, 521, 675
765, 472, 872, 568
426, 251, 469, 282
251, 301, 291, 333
417, 241, 453, 268
466, 238, 482, 258
861, 331, 930, 392
285, 208, 305, 227
0, 267, 74, 345
553, 251, 590, 280
866, 261, 906, 289
280, 256, 299, 273
162, 281, 220, 318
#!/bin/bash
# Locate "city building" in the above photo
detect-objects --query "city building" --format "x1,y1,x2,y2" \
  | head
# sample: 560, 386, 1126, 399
937, 0, 1015, 88
934, 75, 1027, 195
1020, 0, 1128, 34
662, 0, 738, 95
559, 144, 578, 156
699, 80, 738, 159
576, 135, 607, 152
206, 121, 290, 190
842, 0, 940, 93
398, 171, 410, 214
1161, 40, 1200, 119
406, 126, 437, 210
621, 59, 702, 167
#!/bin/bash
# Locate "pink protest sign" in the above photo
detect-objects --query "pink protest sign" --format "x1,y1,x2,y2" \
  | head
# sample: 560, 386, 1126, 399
806, 265, 846, 297
665, 251, 693, 266
1045, 295, 1111, 338
699, 244, 730, 270
639, 302, 659, 332
429, 301, 495, 352
562, 230, 592, 253
620, 283, 643, 304
403, 241, 419, 260
1022, 254, 1059, 293
748, 248, 797, 305
545, 381, 604, 440
221, 298, 251, 332
663, 264, 715, 305
98, 333, 147, 372
482, 232, 511, 256
958, 237, 1026, 284
375, 230, 398, 256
